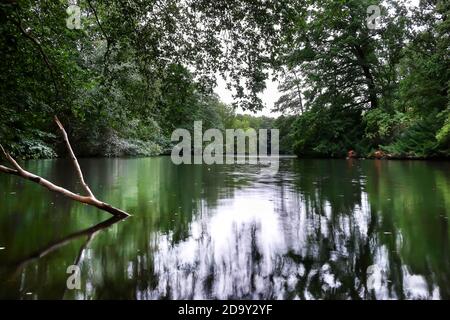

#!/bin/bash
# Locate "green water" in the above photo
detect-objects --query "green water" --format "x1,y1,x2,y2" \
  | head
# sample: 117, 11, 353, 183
0, 157, 449, 299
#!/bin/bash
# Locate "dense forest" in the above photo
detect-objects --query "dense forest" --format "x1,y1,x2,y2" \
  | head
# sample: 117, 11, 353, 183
0, 0, 449, 159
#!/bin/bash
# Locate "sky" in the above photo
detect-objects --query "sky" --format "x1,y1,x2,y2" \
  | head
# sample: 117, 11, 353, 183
214, 74, 282, 118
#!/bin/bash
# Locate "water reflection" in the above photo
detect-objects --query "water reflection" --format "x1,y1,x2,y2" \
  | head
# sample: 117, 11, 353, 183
10, 216, 126, 276
147, 193, 285, 299
0, 157, 448, 299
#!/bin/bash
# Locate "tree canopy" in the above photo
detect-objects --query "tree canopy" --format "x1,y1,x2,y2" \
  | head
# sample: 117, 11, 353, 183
0, 0, 448, 159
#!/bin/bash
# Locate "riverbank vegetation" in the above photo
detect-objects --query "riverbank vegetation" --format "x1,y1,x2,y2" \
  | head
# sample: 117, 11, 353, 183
0, 0, 448, 159
275, 0, 449, 159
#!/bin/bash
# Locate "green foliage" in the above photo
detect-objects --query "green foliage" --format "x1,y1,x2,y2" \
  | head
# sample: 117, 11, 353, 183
290, 108, 364, 157
275, 0, 449, 159
381, 116, 442, 158
9, 137, 57, 160
0, 0, 449, 159
102, 136, 162, 158
362, 109, 409, 147
436, 110, 450, 149
272, 116, 294, 154
0, 0, 285, 159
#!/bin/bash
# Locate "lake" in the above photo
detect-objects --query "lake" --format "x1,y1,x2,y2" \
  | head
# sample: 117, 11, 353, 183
0, 157, 449, 299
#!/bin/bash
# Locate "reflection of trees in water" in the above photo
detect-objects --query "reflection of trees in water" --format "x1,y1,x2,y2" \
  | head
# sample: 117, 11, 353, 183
4, 158, 447, 299
122, 159, 446, 300
139, 193, 370, 299
290, 160, 446, 299
143, 195, 286, 299
0, 216, 125, 299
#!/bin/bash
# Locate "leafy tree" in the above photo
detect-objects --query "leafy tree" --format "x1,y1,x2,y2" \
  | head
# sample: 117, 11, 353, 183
0, 0, 448, 159
275, 0, 448, 158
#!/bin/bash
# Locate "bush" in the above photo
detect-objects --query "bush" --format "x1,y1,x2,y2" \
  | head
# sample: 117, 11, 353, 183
291, 108, 364, 158
436, 110, 450, 150
104, 136, 162, 157
363, 109, 408, 147
5, 129, 57, 159
381, 115, 442, 158
82, 130, 162, 157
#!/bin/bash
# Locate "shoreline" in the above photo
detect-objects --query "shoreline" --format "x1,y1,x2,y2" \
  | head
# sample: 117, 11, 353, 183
16, 154, 450, 161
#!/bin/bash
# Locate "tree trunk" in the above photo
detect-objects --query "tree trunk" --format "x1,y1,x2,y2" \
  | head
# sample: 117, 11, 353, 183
353, 44, 378, 110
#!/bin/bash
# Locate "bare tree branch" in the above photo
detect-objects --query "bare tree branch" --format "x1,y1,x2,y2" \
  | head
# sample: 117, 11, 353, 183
54, 116, 95, 198
87, 0, 108, 41
0, 165, 19, 176
0, 119, 130, 218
